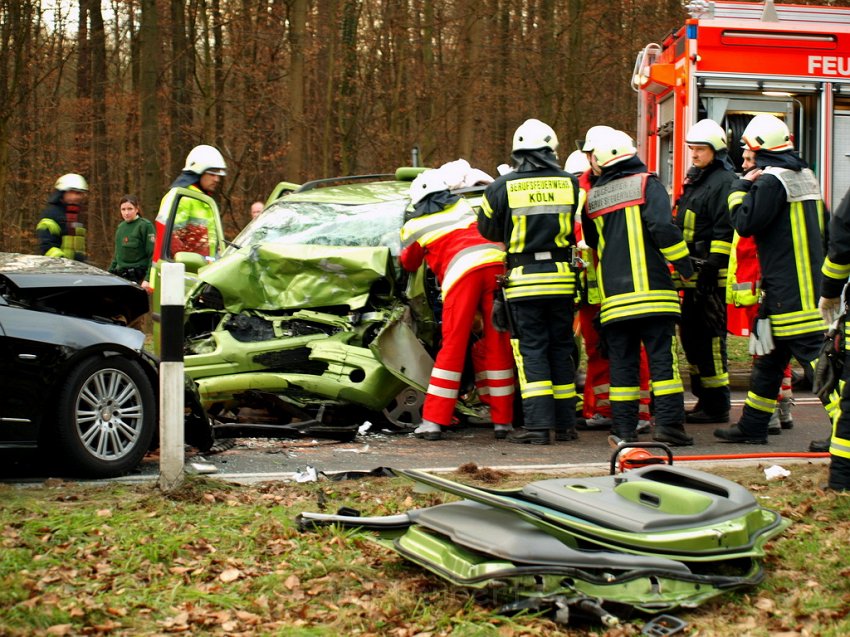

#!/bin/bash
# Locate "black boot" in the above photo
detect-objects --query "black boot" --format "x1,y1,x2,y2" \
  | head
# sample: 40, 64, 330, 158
508, 429, 551, 445
653, 426, 694, 446
809, 438, 830, 452
714, 424, 767, 445
554, 428, 578, 442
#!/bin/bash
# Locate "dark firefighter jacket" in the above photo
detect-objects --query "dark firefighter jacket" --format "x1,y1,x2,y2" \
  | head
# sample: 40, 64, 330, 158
36, 190, 85, 260
581, 156, 693, 325
478, 166, 578, 301
822, 188, 850, 299
674, 160, 736, 287
728, 150, 828, 338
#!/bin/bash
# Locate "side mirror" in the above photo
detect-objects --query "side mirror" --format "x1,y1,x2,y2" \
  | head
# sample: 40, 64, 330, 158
175, 251, 208, 273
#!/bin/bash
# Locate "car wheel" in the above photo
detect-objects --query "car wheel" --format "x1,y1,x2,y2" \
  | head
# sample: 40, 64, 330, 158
381, 387, 424, 430
54, 356, 156, 478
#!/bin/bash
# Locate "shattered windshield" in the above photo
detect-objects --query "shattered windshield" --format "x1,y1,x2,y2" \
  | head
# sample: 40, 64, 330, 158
234, 199, 407, 256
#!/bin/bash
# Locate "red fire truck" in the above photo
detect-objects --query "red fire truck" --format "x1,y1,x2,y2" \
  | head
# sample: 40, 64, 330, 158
632, 0, 850, 209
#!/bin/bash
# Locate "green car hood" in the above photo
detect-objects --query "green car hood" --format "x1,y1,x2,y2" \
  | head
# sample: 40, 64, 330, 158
195, 243, 394, 313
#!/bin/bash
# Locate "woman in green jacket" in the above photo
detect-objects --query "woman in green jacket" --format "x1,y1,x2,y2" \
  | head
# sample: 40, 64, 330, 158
108, 194, 155, 284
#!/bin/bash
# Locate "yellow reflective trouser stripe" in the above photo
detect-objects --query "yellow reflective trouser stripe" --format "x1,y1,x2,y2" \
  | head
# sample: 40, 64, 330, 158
505, 284, 575, 299
626, 206, 649, 291
553, 384, 576, 400
683, 209, 695, 243
711, 240, 732, 256
652, 378, 684, 396
790, 201, 816, 311
822, 257, 850, 281
610, 386, 640, 401
522, 380, 553, 399
745, 391, 775, 413
661, 240, 690, 262
45, 247, 64, 258
701, 373, 729, 388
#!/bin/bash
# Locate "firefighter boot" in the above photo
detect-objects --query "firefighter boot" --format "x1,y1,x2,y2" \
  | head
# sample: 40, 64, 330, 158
714, 424, 768, 445
508, 428, 551, 445
653, 426, 694, 447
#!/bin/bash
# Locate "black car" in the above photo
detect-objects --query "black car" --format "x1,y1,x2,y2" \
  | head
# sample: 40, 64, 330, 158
0, 253, 159, 478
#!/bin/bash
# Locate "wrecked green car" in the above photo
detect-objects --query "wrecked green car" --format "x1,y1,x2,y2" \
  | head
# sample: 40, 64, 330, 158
154, 168, 473, 441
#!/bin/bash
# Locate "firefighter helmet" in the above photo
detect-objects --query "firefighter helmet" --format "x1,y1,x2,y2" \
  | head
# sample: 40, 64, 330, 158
183, 144, 228, 176
592, 130, 637, 168
54, 173, 89, 192
741, 114, 793, 152
564, 150, 590, 175
579, 125, 616, 152
409, 169, 449, 205
512, 119, 558, 152
686, 119, 727, 151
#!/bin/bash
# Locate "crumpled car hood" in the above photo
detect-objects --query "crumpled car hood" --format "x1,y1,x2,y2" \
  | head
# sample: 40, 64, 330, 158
195, 243, 395, 312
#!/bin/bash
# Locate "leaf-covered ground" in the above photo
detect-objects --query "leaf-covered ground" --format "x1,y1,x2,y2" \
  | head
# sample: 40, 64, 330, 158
1, 462, 849, 636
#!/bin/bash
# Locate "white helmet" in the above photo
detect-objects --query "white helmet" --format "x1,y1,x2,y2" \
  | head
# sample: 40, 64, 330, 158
579, 125, 616, 152
592, 130, 637, 168
183, 144, 228, 176
54, 173, 89, 192
741, 114, 793, 152
512, 118, 558, 152
686, 119, 727, 151
409, 169, 449, 205
564, 150, 591, 175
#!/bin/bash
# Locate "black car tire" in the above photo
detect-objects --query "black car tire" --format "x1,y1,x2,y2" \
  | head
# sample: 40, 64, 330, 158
54, 355, 156, 478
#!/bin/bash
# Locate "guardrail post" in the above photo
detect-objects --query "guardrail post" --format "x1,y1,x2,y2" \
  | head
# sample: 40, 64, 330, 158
159, 262, 185, 491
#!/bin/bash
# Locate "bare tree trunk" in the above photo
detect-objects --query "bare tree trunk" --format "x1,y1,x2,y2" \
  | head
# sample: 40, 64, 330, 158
170, 0, 191, 176
338, 0, 360, 174
89, 0, 110, 266
287, 0, 306, 178
139, 0, 162, 218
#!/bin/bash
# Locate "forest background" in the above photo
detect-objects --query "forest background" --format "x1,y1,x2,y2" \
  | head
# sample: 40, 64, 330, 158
0, 0, 845, 268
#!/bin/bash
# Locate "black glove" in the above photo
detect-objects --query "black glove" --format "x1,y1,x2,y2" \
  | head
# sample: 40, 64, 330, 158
491, 291, 511, 333
696, 260, 719, 296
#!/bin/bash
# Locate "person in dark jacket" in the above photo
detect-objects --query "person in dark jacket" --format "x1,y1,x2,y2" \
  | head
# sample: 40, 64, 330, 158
478, 118, 580, 445
36, 173, 89, 261
819, 186, 850, 488
715, 114, 830, 445
675, 119, 736, 424
582, 129, 695, 445
108, 194, 155, 284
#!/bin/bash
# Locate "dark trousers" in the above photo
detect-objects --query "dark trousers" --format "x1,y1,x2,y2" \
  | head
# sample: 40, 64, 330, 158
738, 332, 821, 437
604, 316, 684, 436
830, 323, 850, 489
680, 288, 730, 414
508, 296, 576, 431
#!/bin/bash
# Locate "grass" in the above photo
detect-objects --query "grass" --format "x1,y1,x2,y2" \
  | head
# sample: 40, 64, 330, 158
2, 462, 849, 636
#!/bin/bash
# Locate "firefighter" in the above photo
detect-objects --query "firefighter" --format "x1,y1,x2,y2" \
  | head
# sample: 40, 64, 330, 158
715, 114, 829, 445
675, 119, 736, 424
569, 133, 654, 433
727, 147, 797, 435
144, 144, 227, 291
819, 186, 850, 488
478, 118, 580, 445
400, 169, 514, 441
582, 129, 694, 445
36, 173, 89, 261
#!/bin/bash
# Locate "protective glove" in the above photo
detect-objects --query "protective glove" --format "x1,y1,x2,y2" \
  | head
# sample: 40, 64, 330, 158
696, 260, 719, 296
748, 317, 775, 356
491, 291, 511, 333
819, 296, 841, 326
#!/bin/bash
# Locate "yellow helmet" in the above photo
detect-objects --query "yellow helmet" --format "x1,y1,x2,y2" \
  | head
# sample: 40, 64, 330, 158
741, 114, 793, 152
592, 130, 637, 168
512, 119, 558, 152
686, 119, 727, 151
